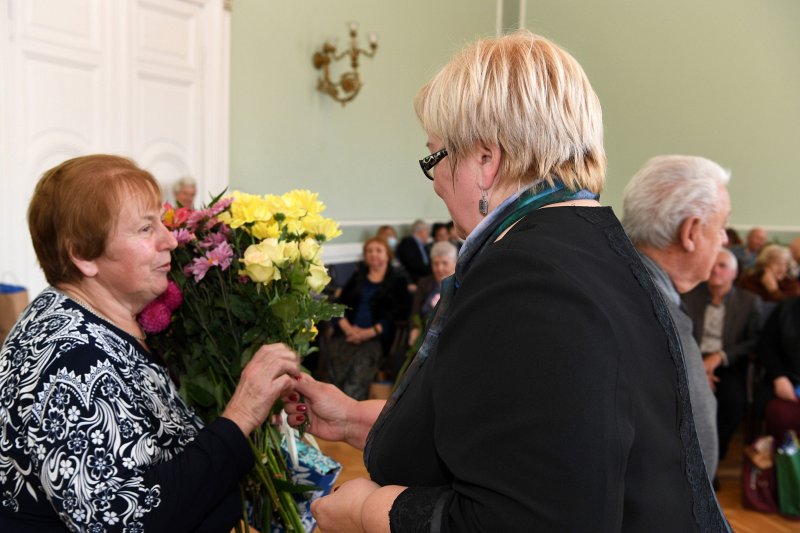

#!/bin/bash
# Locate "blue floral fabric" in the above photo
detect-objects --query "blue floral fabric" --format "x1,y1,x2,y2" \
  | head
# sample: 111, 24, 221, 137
0, 288, 203, 531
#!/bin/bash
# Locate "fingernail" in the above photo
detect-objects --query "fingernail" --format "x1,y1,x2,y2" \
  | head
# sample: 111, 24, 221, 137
288, 393, 299, 402
296, 404, 307, 413
295, 414, 306, 423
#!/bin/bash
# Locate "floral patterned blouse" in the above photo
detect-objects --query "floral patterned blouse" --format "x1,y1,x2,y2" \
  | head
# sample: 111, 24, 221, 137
0, 288, 252, 532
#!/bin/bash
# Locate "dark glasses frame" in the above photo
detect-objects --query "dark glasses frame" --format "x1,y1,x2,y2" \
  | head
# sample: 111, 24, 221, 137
419, 148, 448, 181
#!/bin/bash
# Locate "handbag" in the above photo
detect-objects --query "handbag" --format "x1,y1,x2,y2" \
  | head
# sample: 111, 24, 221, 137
741, 435, 779, 513
776, 430, 800, 517
0, 282, 29, 345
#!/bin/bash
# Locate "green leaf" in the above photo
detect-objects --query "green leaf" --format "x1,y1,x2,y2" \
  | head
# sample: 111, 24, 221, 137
273, 479, 321, 494
271, 297, 299, 323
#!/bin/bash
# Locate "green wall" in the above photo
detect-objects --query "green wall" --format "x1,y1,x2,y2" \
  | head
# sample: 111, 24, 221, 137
231, 0, 800, 237
523, 0, 800, 229
230, 0, 495, 229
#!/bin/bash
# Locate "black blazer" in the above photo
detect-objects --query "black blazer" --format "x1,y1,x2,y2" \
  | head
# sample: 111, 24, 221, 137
395, 236, 431, 282
682, 283, 762, 370
758, 296, 800, 384
367, 207, 728, 532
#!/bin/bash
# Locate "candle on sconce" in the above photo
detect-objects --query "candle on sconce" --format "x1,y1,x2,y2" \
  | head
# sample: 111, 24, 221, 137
348, 21, 359, 32
368, 32, 378, 46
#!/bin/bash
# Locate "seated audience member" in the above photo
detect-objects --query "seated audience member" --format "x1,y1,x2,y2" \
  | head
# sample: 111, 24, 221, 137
725, 227, 742, 248
326, 237, 411, 400
682, 248, 762, 460
396, 219, 432, 282
408, 241, 458, 347
376, 224, 399, 252
0, 155, 297, 531
730, 227, 768, 273
739, 244, 800, 303
757, 296, 800, 442
789, 236, 800, 279
447, 220, 463, 251
623, 154, 731, 480
430, 222, 450, 243
172, 175, 197, 208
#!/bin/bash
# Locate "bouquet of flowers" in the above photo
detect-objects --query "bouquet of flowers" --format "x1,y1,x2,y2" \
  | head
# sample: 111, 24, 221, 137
138, 189, 344, 531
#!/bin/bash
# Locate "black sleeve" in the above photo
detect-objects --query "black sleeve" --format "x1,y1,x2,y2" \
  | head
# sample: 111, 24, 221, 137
758, 302, 788, 381
143, 417, 254, 532
395, 247, 632, 532
725, 295, 762, 367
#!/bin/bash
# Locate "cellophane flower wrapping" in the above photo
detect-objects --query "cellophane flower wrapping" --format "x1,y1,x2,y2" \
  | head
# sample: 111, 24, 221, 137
139, 190, 344, 532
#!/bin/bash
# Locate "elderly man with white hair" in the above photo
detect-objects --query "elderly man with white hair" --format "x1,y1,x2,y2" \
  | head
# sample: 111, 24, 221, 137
623, 154, 731, 481
682, 248, 762, 462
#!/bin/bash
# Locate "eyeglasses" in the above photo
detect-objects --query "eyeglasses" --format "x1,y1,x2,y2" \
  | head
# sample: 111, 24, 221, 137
419, 148, 448, 181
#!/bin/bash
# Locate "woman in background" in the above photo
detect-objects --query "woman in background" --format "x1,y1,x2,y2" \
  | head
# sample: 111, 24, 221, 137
407, 240, 457, 347
758, 296, 800, 442
739, 244, 800, 302
325, 237, 410, 400
284, 30, 730, 532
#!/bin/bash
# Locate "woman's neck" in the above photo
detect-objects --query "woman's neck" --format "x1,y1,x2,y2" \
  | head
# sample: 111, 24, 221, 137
57, 282, 145, 340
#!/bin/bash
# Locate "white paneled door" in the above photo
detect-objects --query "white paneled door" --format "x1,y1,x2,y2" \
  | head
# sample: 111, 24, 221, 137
0, 0, 230, 296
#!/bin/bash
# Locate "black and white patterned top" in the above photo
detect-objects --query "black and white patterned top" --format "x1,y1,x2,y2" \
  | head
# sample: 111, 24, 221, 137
0, 288, 252, 532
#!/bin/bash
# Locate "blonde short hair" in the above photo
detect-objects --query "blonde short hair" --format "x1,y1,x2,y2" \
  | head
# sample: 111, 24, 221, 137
414, 30, 605, 194
755, 244, 790, 272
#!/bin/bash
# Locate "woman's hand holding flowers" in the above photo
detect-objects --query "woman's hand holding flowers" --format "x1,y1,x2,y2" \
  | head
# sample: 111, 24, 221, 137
222, 343, 299, 436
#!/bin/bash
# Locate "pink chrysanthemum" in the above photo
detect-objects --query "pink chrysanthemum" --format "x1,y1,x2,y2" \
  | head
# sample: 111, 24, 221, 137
138, 300, 172, 334
199, 231, 228, 249
172, 228, 195, 245
158, 280, 183, 311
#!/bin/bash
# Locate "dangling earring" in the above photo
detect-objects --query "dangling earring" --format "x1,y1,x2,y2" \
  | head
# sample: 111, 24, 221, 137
478, 189, 489, 216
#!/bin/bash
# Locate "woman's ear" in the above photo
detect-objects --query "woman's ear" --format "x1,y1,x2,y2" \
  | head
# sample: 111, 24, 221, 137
68, 246, 99, 278
678, 216, 702, 253
475, 142, 502, 190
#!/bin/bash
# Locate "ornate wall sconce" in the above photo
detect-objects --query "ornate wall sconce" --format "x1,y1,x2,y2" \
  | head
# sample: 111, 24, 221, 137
312, 22, 377, 106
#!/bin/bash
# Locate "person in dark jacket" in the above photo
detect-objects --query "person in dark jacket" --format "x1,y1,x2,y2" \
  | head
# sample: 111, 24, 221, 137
395, 220, 431, 282
758, 296, 800, 442
283, 31, 731, 533
326, 237, 410, 400
683, 248, 762, 460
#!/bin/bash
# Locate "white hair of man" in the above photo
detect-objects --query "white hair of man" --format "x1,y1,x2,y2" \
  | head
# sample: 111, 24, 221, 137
622, 155, 731, 249
411, 219, 429, 235
430, 241, 458, 261
172, 176, 196, 195
718, 247, 738, 274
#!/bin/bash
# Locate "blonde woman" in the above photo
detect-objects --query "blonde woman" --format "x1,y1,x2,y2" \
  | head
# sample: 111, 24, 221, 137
740, 243, 800, 302
284, 31, 730, 532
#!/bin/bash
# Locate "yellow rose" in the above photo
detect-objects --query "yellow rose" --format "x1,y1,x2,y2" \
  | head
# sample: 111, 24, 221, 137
306, 263, 331, 293
299, 238, 321, 262
283, 241, 300, 263
241, 242, 281, 284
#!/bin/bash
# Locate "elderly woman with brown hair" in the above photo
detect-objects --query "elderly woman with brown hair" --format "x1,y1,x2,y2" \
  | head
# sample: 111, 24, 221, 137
739, 243, 800, 303
0, 155, 298, 532
282, 30, 730, 532
325, 237, 411, 401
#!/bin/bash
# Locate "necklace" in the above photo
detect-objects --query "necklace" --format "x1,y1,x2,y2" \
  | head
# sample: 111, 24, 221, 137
65, 292, 147, 342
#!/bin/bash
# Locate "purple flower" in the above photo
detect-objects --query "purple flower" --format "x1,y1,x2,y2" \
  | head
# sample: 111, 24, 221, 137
184, 241, 233, 282
209, 197, 233, 216
172, 228, 194, 245
199, 231, 229, 249
207, 241, 233, 270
